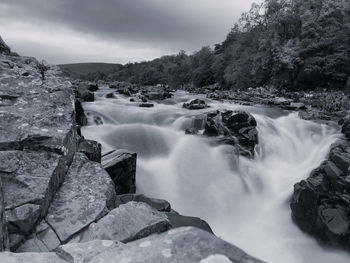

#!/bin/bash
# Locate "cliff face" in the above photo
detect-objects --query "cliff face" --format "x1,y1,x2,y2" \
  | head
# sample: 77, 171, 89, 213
0, 39, 263, 262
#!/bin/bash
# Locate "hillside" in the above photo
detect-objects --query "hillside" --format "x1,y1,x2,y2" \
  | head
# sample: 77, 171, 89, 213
59, 62, 122, 79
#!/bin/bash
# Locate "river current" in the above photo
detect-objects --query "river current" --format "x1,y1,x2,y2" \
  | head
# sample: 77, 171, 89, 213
82, 87, 350, 263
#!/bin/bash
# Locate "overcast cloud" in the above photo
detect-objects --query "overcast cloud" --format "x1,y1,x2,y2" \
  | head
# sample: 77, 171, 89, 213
0, 0, 257, 64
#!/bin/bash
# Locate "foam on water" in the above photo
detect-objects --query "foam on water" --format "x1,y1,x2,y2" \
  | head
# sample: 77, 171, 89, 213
82, 90, 350, 263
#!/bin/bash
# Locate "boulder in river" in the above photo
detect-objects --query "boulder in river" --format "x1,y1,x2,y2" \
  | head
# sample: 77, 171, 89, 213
102, 149, 137, 195
139, 103, 154, 108
183, 98, 210, 110
203, 110, 258, 157
75, 85, 94, 102
291, 139, 350, 249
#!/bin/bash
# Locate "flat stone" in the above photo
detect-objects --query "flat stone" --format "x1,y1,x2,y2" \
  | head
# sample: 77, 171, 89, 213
70, 202, 170, 243
0, 252, 66, 263
89, 227, 263, 263
56, 240, 123, 263
45, 153, 116, 243
102, 149, 137, 194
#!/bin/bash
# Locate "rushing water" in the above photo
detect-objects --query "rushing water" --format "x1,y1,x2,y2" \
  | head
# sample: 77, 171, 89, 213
82, 87, 350, 263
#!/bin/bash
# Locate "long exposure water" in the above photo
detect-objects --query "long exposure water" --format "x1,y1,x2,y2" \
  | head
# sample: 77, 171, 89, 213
82, 87, 350, 263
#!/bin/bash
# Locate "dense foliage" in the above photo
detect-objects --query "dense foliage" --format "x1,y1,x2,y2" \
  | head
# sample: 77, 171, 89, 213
79, 0, 350, 91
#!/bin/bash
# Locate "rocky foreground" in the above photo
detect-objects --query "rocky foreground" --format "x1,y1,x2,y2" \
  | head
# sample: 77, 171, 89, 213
0, 40, 264, 262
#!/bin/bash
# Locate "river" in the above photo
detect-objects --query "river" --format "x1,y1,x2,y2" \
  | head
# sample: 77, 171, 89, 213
81, 87, 350, 263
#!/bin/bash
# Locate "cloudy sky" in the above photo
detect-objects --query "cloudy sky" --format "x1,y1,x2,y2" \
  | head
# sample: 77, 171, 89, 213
0, 0, 257, 64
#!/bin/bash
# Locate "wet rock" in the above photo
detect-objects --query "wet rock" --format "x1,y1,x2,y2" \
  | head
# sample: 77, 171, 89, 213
203, 110, 258, 157
17, 220, 60, 252
0, 251, 66, 263
291, 139, 350, 249
183, 99, 210, 110
55, 240, 123, 263
284, 102, 307, 110
165, 213, 213, 234
106, 92, 115, 98
145, 91, 172, 100
78, 139, 102, 163
75, 86, 94, 102
75, 99, 88, 126
70, 202, 171, 243
45, 153, 115, 244
90, 227, 263, 263
115, 194, 171, 212
102, 150, 137, 195
185, 128, 199, 135
139, 103, 154, 108
88, 83, 98, 92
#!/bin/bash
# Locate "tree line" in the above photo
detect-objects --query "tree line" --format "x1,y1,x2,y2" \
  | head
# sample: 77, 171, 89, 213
83, 0, 350, 91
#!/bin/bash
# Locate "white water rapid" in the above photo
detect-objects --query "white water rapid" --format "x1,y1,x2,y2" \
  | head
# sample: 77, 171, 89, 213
82, 87, 350, 263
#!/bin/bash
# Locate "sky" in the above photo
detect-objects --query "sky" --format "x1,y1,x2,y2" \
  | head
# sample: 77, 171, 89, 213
0, 0, 257, 64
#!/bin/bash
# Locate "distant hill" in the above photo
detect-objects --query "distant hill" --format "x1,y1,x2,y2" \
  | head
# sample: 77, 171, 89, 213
59, 63, 122, 79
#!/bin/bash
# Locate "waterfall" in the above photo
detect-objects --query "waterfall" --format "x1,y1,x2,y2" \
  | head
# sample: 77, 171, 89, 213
82, 89, 350, 263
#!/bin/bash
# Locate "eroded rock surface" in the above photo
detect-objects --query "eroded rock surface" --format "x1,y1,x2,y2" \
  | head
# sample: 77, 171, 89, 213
291, 139, 350, 249
70, 201, 170, 243
89, 227, 264, 263
45, 153, 116, 243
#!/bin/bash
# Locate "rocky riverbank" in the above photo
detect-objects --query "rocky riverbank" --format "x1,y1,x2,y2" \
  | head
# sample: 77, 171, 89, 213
291, 120, 350, 249
0, 39, 263, 262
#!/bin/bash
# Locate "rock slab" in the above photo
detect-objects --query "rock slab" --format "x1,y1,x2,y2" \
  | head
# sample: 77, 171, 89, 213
45, 153, 116, 243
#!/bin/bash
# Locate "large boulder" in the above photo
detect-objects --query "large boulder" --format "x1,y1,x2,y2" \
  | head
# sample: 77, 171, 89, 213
44, 153, 116, 244
69, 202, 171, 243
102, 149, 137, 194
203, 110, 258, 157
291, 139, 350, 249
89, 227, 264, 263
